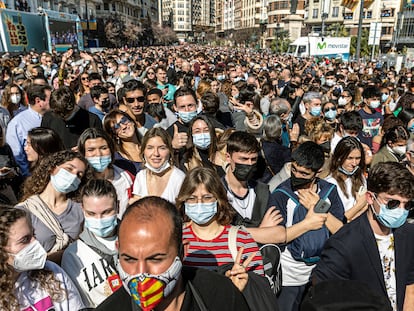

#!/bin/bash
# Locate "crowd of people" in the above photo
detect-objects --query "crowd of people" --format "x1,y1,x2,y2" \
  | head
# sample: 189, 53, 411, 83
0, 45, 413, 311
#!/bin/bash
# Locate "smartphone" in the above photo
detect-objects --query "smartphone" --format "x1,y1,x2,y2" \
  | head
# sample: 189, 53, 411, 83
358, 186, 367, 196
314, 199, 331, 213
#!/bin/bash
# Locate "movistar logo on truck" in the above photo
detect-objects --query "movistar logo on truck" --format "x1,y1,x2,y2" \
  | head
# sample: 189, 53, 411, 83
317, 42, 349, 50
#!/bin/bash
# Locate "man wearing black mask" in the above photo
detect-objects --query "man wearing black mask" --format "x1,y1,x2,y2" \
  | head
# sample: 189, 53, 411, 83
271, 141, 344, 311
222, 131, 286, 245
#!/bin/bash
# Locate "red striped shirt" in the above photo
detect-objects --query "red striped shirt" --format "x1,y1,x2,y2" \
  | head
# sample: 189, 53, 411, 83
183, 224, 265, 276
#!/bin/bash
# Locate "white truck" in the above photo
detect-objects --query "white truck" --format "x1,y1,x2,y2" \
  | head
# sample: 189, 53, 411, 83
288, 36, 351, 62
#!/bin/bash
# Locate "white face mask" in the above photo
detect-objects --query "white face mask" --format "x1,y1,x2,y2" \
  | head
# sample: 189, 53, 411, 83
10, 94, 21, 104
369, 100, 381, 109
145, 160, 171, 174
392, 145, 407, 156
107, 68, 115, 75
338, 97, 348, 106
9, 239, 47, 272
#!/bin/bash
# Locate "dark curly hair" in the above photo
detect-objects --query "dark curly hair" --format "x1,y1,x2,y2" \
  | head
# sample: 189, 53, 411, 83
21, 150, 93, 202
0, 207, 66, 310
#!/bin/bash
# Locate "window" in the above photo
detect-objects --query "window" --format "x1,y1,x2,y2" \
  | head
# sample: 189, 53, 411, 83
344, 12, 353, 19
104, 3, 109, 10
312, 8, 319, 18
332, 6, 339, 17
96, 4, 101, 10
112, 3, 116, 11
366, 11, 372, 18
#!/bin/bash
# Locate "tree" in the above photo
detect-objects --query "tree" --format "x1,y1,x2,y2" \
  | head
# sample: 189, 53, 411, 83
152, 23, 177, 45
350, 28, 370, 58
140, 12, 154, 46
124, 21, 142, 46
105, 18, 125, 47
326, 23, 349, 37
271, 29, 290, 53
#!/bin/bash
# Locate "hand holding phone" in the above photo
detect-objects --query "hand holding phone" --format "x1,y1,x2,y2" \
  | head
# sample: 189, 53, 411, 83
314, 199, 331, 214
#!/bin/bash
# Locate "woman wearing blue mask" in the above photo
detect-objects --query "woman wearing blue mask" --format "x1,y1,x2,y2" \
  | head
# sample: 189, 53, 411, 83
321, 101, 338, 130
78, 128, 134, 218
325, 137, 368, 222
177, 167, 265, 282
18, 150, 92, 263
0, 207, 85, 311
180, 115, 221, 174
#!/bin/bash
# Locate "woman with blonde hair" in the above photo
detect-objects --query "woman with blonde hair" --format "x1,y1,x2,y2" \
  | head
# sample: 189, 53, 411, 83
131, 127, 185, 204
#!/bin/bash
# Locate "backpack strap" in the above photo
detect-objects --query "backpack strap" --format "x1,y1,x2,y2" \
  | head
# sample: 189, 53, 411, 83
228, 225, 240, 261
320, 183, 336, 201
273, 188, 300, 207
188, 281, 208, 311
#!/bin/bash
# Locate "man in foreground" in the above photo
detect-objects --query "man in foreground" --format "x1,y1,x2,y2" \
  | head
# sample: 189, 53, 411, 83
96, 196, 250, 311
313, 162, 414, 311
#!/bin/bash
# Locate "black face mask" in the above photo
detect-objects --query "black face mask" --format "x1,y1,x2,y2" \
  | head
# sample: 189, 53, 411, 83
290, 174, 315, 190
319, 141, 331, 154
233, 163, 256, 181
101, 99, 110, 109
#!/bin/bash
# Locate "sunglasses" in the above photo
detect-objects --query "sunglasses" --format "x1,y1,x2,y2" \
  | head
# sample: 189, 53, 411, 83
125, 96, 145, 104
147, 72, 155, 75
324, 107, 337, 113
113, 116, 130, 131
81, 77, 89, 81
374, 193, 414, 211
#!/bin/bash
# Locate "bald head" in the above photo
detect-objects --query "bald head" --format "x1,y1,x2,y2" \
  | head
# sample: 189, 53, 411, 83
119, 196, 182, 252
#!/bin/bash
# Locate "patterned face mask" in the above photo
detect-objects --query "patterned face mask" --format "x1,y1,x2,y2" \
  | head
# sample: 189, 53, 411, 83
117, 257, 182, 311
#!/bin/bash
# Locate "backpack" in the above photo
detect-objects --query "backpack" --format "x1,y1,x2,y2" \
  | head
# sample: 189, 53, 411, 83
273, 183, 335, 264
228, 225, 282, 295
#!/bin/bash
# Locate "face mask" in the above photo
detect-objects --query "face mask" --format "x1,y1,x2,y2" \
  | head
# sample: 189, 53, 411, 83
185, 201, 217, 225
319, 141, 331, 154
101, 98, 110, 109
338, 97, 348, 106
325, 79, 335, 87
233, 163, 256, 181
381, 93, 389, 102
9, 239, 47, 272
371, 199, 408, 229
283, 111, 293, 124
392, 145, 407, 156
217, 74, 226, 81
31, 58, 38, 63
408, 124, 414, 133
145, 160, 171, 174
369, 100, 381, 109
192, 133, 211, 150
338, 165, 359, 176
324, 109, 337, 121
87, 155, 112, 172
107, 68, 115, 75
51, 168, 81, 194
310, 106, 322, 117
291, 174, 314, 189
119, 72, 128, 79
177, 110, 197, 124
117, 256, 182, 311
84, 214, 117, 237
10, 94, 21, 104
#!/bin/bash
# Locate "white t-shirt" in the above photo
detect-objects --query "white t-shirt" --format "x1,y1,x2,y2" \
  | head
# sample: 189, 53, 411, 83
61, 239, 119, 308
226, 187, 256, 220
15, 261, 84, 311
112, 165, 134, 218
132, 167, 185, 204
325, 175, 366, 212
376, 233, 397, 310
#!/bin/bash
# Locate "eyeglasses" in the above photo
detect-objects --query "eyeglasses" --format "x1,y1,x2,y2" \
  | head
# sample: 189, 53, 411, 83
113, 116, 130, 132
373, 193, 414, 211
147, 72, 155, 75
81, 77, 89, 81
324, 107, 337, 113
186, 194, 216, 204
125, 96, 145, 104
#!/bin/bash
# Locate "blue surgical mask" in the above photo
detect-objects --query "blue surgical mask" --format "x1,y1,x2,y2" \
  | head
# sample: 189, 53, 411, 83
310, 106, 322, 117
371, 196, 409, 228
184, 201, 217, 225
369, 100, 381, 109
87, 155, 112, 172
177, 110, 197, 124
338, 165, 359, 176
381, 93, 389, 102
192, 133, 211, 149
408, 123, 414, 133
50, 168, 81, 194
84, 215, 117, 237
324, 109, 337, 120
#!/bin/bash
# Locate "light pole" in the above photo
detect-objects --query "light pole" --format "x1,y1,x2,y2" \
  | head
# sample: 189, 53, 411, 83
356, 0, 364, 62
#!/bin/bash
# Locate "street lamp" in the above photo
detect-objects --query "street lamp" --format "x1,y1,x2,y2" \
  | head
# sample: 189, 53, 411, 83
260, 19, 267, 49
